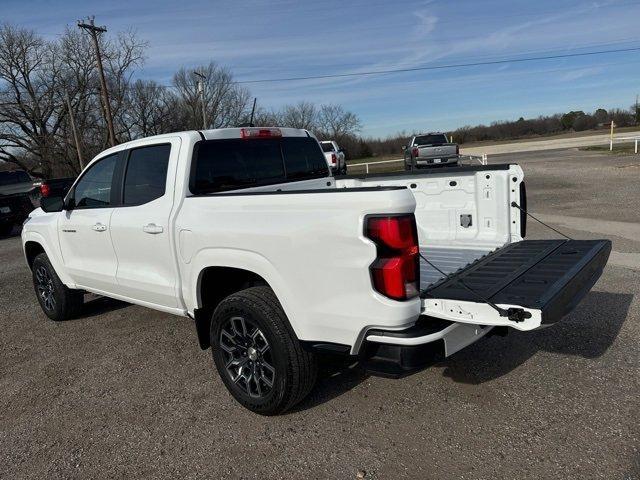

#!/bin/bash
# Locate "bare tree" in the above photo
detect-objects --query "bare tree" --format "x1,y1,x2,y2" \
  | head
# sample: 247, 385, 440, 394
0, 24, 66, 177
280, 101, 317, 130
173, 62, 252, 129
316, 104, 362, 141
124, 79, 185, 137
0, 23, 145, 177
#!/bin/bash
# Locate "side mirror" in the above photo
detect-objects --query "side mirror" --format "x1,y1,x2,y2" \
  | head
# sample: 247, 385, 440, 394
40, 196, 65, 213
401, 145, 407, 151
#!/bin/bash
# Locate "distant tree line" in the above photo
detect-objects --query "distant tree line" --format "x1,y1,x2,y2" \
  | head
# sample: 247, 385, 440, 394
360, 107, 639, 158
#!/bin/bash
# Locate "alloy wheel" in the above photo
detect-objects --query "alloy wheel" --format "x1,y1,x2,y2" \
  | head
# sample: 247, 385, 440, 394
219, 316, 276, 398
35, 266, 56, 312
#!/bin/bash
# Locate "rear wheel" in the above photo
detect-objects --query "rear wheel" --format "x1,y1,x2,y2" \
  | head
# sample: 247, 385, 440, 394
210, 286, 317, 415
32, 253, 83, 321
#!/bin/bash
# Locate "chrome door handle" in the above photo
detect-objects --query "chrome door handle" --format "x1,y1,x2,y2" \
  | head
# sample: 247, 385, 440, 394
92, 223, 107, 232
143, 223, 164, 234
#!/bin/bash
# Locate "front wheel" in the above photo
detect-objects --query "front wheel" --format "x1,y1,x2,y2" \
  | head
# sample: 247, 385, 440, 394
32, 253, 84, 321
210, 286, 317, 415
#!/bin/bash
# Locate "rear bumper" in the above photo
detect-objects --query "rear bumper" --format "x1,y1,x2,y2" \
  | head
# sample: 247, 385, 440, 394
361, 317, 493, 377
416, 155, 459, 165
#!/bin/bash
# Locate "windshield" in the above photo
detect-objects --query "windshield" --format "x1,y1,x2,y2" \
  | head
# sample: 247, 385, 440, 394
413, 134, 448, 146
0, 171, 31, 186
320, 142, 335, 152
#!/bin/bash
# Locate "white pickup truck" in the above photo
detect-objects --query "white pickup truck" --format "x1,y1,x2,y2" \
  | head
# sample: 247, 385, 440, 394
319, 140, 346, 174
22, 127, 610, 415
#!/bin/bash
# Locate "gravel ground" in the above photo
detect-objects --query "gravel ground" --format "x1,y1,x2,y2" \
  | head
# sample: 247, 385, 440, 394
0, 149, 638, 479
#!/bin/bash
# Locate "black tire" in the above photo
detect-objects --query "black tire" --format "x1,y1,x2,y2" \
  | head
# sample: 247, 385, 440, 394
210, 286, 317, 415
32, 253, 83, 321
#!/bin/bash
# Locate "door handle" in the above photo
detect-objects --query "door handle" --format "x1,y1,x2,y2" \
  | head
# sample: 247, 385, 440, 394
143, 223, 164, 234
92, 223, 107, 232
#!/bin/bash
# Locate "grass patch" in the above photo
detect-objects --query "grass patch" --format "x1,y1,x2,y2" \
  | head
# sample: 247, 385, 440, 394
580, 143, 639, 154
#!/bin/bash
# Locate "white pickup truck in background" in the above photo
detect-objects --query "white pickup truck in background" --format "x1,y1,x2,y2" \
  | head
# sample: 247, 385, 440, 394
320, 140, 346, 174
22, 127, 610, 415
404, 132, 459, 170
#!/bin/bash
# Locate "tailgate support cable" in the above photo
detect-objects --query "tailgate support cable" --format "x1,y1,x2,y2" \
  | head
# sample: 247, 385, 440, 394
419, 252, 531, 323
511, 202, 573, 240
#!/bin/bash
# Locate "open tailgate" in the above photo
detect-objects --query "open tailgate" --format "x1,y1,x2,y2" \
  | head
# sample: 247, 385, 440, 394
421, 239, 611, 331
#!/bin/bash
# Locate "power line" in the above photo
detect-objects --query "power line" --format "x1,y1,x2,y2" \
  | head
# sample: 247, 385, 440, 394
1, 44, 639, 95
233, 46, 640, 84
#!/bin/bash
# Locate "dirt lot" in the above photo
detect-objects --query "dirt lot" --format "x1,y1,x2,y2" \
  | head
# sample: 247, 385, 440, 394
0, 148, 638, 479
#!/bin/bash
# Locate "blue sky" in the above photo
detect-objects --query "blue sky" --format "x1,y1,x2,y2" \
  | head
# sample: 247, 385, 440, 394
5, 0, 640, 136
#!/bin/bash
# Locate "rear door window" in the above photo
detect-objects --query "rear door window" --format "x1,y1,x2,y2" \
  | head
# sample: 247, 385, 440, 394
123, 144, 171, 205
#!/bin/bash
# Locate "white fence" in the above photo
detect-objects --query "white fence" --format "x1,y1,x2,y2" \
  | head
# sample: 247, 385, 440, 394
346, 154, 487, 174
610, 136, 640, 153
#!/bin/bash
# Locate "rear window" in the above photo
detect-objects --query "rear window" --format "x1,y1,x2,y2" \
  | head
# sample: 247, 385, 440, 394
191, 137, 329, 194
320, 142, 334, 152
413, 134, 448, 146
0, 171, 30, 186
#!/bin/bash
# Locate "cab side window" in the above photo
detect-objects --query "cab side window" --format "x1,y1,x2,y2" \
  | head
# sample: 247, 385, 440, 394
73, 154, 118, 208
123, 144, 171, 205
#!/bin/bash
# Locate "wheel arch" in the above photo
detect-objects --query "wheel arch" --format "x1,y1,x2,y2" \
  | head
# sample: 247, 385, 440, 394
189, 251, 300, 350
21, 231, 75, 286
24, 240, 45, 269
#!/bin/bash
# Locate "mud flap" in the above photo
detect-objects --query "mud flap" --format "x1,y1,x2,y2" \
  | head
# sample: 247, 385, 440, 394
421, 239, 611, 331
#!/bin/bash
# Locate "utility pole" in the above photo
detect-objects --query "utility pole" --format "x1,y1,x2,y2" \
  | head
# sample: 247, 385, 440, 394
78, 16, 116, 147
249, 97, 257, 126
193, 71, 207, 129
64, 91, 84, 170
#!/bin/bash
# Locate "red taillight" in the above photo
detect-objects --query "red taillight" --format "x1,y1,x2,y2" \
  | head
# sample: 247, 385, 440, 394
240, 127, 282, 139
40, 183, 50, 197
411, 147, 419, 157
366, 215, 420, 300
331, 153, 337, 164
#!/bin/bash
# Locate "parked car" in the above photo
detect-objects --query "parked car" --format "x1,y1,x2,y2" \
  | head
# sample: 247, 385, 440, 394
22, 127, 610, 415
320, 140, 346, 174
403, 132, 459, 169
0, 170, 35, 236
38, 177, 76, 199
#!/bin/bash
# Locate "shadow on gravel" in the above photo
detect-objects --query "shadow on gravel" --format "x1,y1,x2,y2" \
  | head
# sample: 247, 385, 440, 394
438, 290, 633, 385
77, 296, 131, 319
289, 360, 369, 413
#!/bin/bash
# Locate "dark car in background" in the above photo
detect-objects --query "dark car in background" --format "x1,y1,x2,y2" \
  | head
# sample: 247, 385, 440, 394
0, 170, 36, 236
38, 177, 75, 199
